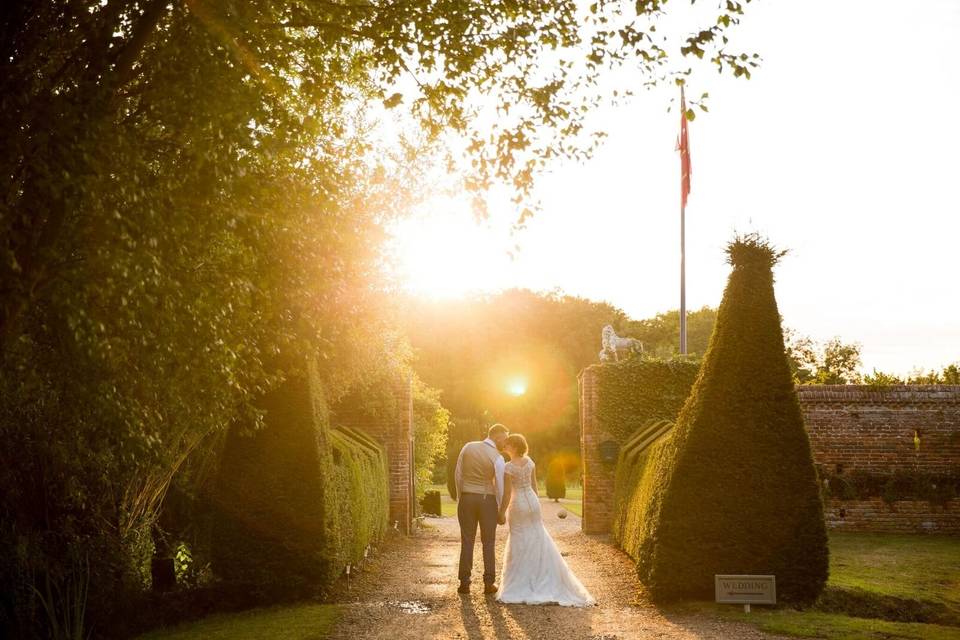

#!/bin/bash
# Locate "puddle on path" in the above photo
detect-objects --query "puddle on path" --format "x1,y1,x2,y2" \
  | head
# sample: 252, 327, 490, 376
384, 600, 432, 614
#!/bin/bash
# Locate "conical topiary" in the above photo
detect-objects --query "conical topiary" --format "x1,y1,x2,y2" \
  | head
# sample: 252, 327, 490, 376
546, 458, 567, 501
636, 234, 828, 603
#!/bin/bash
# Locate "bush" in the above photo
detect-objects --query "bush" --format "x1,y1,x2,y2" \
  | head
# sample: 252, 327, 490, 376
619, 235, 829, 604
420, 491, 442, 516
210, 361, 388, 596
546, 459, 567, 501
820, 469, 960, 506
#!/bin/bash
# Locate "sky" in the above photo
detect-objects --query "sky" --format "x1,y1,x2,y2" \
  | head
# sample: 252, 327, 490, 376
389, 0, 960, 376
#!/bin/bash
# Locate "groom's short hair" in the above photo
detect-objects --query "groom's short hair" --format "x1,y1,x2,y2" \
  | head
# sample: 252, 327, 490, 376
487, 423, 509, 438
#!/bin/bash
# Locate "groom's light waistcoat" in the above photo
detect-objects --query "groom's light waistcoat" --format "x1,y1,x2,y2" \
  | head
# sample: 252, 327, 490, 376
458, 441, 501, 496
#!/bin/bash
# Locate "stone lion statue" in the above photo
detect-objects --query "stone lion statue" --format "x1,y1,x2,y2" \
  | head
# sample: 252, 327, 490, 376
599, 325, 644, 362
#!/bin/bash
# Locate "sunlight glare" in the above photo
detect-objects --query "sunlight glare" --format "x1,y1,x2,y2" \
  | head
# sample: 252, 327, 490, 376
388, 199, 514, 299
507, 378, 528, 396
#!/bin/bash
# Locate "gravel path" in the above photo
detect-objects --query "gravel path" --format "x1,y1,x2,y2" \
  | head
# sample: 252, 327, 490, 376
327, 499, 792, 639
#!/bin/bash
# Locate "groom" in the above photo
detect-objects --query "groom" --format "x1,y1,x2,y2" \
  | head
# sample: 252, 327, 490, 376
454, 423, 509, 595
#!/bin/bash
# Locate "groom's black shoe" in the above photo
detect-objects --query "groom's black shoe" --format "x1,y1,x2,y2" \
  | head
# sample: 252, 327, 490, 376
457, 582, 470, 594
483, 583, 498, 595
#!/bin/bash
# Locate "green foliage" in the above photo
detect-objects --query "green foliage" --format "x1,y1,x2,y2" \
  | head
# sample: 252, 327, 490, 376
594, 358, 701, 442
619, 235, 828, 603
546, 459, 567, 501
211, 363, 387, 595
862, 363, 960, 385
613, 431, 676, 566
862, 369, 906, 386
328, 427, 389, 572
412, 382, 451, 503
211, 366, 336, 592
786, 333, 864, 384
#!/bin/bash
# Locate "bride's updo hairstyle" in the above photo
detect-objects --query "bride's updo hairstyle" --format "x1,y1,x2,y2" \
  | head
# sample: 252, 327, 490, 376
505, 433, 528, 457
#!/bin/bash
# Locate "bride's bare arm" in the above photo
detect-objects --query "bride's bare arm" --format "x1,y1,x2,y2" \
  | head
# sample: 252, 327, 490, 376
498, 475, 512, 524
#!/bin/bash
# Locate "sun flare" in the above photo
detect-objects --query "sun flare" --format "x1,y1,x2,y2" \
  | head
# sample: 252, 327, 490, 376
507, 378, 528, 396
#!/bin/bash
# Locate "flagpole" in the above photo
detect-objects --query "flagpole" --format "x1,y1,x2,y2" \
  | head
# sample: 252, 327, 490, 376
679, 86, 688, 355
680, 194, 687, 355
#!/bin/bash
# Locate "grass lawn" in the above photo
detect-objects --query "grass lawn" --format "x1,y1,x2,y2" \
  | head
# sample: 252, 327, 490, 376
135, 603, 340, 640
425, 483, 583, 518
714, 606, 960, 640
826, 532, 960, 616
688, 532, 960, 640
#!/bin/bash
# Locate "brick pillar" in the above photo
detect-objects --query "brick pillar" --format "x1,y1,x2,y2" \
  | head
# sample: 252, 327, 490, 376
336, 377, 414, 534
579, 366, 616, 534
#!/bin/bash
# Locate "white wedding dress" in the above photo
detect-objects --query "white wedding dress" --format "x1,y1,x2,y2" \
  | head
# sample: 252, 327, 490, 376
496, 457, 596, 606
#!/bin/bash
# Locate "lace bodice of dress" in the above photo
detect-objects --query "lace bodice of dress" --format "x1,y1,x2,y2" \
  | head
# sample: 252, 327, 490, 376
505, 457, 535, 491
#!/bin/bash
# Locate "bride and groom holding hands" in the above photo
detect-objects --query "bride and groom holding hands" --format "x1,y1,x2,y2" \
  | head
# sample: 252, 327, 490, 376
453, 423, 595, 607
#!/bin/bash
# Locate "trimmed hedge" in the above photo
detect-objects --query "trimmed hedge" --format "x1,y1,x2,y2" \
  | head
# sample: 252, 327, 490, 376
612, 423, 676, 567
615, 235, 829, 604
329, 426, 389, 570
594, 357, 700, 442
211, 361, 388, 595
546, 459, 566, 501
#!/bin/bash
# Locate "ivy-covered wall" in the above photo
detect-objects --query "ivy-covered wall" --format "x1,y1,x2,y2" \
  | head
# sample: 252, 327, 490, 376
593, 358, 700, 443
579, 358, 699, 533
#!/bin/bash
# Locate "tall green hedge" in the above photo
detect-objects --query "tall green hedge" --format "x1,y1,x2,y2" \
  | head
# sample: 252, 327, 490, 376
622, 235, 828, 603
328, 426, 389, 569
211, 361, 388, 595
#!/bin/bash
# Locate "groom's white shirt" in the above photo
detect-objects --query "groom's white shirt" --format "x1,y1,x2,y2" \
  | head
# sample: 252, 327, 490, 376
454, 438, 505, 507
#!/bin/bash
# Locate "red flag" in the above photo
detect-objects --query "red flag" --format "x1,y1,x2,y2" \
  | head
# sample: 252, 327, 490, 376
677, 87, 692, 209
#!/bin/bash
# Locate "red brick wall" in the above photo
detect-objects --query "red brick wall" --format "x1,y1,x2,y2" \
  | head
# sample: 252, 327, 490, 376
797, 385, 960, 534
579, 370, 617, 534
797, 385, 960, 475
580, 375, 960, 535
821, 497, 960, 534
333, 378, 414, 534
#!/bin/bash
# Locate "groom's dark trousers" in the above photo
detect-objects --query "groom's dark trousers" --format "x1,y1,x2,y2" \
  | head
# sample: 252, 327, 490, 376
457, 492, 498, 586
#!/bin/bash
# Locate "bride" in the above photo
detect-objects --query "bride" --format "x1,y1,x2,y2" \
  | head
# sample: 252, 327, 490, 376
495, 433, 596, 607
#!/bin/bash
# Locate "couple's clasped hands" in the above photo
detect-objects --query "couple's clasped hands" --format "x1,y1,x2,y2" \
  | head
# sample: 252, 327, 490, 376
497, 511, 506, 526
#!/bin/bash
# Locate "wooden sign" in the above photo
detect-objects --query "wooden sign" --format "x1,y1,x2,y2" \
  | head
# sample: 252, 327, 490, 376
715, 575, 776, 606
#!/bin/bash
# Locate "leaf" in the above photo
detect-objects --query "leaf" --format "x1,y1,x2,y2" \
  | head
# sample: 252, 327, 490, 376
685, 108, 696, 121
383, 93, 403, 109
